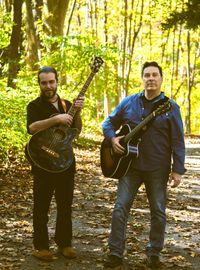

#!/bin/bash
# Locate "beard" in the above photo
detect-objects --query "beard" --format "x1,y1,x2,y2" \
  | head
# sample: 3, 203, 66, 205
41, 88, 57, 100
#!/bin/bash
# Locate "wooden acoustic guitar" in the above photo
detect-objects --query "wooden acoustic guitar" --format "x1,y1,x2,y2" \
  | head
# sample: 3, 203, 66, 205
26, 56, 103, 173
100, 100, 172, 179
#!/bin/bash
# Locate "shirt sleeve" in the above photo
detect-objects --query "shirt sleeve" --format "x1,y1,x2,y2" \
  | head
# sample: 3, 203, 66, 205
170, 102, 186, 175
102, 100, 124, 140
26, 102, 40, 134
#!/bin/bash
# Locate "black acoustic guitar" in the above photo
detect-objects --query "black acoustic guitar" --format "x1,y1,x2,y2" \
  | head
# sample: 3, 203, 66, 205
100, 100, 172, 179
26, 56, 103, 173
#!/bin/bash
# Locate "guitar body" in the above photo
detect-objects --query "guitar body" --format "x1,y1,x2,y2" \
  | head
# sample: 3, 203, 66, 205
100, 124, 139, 179
26, 126, 78, 173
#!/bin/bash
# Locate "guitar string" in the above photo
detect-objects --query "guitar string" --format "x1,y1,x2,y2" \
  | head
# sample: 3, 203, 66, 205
46, 128, 60, 153
48, 128, 63, 151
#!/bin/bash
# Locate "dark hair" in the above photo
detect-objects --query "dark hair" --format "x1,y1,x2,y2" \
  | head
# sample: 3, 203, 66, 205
38, 66, 58, 83
142, 61, 163, 78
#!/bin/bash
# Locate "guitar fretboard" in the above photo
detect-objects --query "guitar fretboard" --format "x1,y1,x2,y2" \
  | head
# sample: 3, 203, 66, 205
67, 71, 96, 118
123, 112, 155, 143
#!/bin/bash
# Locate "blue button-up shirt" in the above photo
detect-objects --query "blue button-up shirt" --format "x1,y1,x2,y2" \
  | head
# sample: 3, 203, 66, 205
102, 90, 186, 174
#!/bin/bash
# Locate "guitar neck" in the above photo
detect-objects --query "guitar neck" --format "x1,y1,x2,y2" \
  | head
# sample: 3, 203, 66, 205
67, 71, 96, 118
123, 112, 155, 143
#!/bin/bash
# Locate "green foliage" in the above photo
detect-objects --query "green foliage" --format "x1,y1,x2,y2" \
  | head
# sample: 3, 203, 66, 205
21, 34, 121, 124
0, 84, 30, 162
0, 11, 12, 49
1, 0, 200, 162
0, 36, 110, 161
162, 0, 200, 30
0, 10, 13, 76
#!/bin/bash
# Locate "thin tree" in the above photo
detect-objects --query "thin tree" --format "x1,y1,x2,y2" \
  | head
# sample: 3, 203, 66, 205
7, 0, 23, 88
125, 0, 144, 96
185, 31, 200, 133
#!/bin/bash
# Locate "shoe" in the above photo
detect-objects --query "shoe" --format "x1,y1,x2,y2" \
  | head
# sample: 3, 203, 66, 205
32, 249, 55, 261
146, 255, 161, 269
104, 254, 123, 268
59, 247, 77, 258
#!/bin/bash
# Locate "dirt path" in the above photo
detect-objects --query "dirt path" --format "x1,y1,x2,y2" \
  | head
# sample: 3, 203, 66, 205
1, 137, 200, 270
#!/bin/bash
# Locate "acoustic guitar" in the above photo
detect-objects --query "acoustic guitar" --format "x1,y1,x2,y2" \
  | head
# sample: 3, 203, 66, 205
100, 100, 172, 179
26, 56, 103, 173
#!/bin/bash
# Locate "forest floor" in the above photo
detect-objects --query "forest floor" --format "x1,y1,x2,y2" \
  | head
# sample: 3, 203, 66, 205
0, 135, 200, 270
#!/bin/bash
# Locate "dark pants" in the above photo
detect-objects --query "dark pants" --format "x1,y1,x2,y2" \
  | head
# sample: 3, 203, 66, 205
32, 161, 75, 250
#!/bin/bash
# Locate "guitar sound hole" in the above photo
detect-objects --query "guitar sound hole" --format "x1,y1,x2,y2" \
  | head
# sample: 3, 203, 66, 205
53, 129, 65, 140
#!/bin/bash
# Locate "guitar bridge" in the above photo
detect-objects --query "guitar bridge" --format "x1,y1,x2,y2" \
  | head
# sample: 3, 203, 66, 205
41, 146, 59, 158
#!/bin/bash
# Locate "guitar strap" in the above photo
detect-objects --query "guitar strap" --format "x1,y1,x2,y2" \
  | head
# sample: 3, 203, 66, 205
60, 99, 68, 113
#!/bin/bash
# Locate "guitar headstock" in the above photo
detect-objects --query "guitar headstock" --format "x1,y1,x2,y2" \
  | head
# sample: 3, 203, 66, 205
155, 101, 172, 116
91, 56, 104, 73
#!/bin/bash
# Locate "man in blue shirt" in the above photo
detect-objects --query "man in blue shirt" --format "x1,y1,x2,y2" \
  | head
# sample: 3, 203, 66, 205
102, 61, 186, 269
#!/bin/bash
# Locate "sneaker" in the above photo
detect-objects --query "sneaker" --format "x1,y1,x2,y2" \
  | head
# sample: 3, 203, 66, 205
32, 249, 56, 261
59, 247, 77, 258
146, 255, 161, 269
104, 254, 123, 268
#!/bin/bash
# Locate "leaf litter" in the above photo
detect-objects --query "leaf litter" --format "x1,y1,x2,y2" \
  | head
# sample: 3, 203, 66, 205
0, 135, 200, 269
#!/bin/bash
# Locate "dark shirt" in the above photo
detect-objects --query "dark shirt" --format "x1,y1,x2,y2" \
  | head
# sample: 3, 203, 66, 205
102, 90, 186, 174
141, 94, 157, 117
27, 95, 74, 134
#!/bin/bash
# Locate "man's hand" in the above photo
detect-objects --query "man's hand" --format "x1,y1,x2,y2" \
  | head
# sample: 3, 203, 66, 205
54, 114, 73, 126
111, 136, 126, 155
74, 96, 85, 111
169, 172, 182, 188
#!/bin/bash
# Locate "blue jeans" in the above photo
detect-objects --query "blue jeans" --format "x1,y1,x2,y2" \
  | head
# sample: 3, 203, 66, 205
108, 168, 169, 258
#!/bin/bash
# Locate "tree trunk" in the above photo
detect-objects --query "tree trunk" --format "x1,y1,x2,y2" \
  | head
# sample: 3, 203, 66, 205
47, 0, 70, 36
5, 0, 12, 12
65, 0, 76, 35
35, 0, 43, 21
103, 0, 111, 117
161, 0, 172, 63
25, 0, 39, 70
186, 33, 200, 133
148, 1, 152, 59
161, 28, 170, 63
185, 30, 191, 134
7, 0, 23, 88
120, 0, 128, 99
175, 25, 182, 79
170, 28, 176, 98
125, 0, 144, 96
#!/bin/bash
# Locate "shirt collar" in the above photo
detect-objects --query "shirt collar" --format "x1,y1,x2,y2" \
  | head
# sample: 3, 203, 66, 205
39, 94, 61, 104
